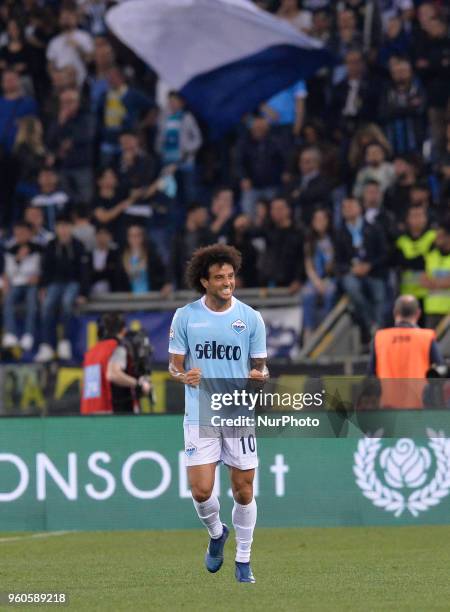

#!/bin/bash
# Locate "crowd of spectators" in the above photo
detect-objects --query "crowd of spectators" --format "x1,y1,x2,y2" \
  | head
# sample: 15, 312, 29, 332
0, 0, 450, 359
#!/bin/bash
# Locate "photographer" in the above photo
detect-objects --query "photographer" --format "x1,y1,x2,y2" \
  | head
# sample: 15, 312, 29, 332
81, 312, 152, 414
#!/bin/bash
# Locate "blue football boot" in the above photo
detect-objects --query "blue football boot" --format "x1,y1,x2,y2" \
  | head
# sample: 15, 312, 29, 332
205, 524, 229, 573
235, 561, 256, 583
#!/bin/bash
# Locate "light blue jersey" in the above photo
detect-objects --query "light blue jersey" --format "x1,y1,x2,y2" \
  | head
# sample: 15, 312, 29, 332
169, 296, 267, 423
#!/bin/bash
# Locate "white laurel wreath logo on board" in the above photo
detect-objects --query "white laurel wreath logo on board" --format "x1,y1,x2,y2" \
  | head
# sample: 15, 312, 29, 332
353, 430, 450, 517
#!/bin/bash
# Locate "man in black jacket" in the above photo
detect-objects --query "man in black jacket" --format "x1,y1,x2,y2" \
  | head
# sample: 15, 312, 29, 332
46, 87, 95, 203
288, 146, 332, 225
236, 116, 284, 217
261, 197, 304, 292
170, 204, 214, 289
89, 224, 122, 295
35, 213, 90, 362
328, 49, 379, 137
335, 197, 388, 345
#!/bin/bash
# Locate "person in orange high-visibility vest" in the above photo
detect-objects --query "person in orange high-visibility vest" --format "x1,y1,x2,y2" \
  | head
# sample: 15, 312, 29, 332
81, 312, 151, 414
368, 295, 443, 408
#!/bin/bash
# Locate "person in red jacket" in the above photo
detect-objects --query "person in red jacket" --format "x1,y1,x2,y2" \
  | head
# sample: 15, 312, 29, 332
81, 312, 151, 414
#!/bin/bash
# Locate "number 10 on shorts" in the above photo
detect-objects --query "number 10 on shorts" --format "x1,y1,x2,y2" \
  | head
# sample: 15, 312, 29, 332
239, 434, 256, 455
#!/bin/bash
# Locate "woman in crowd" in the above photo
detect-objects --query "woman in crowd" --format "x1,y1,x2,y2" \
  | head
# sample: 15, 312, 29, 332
11, 116, 46, 217
301, 207, 336, 343
118, 223, 168, 295
0, 18, 31, 78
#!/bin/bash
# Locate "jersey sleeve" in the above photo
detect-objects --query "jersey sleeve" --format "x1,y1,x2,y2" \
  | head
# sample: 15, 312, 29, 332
250, 311, 267, 358
168, 308, 188, 355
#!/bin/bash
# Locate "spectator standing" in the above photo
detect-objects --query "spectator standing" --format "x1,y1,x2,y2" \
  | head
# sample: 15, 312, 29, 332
235, 116, 284, 217
335, 197, 388, 346
46, 87, 95, 203
92, 167, 133, 245
210, 186, 236, 243
227, 214, 260, 288
261, 197, 304, 292
88, 36, 115, 113
329, 49, 378, 138
35, 214, 90, 363
170, 204, 214, 289
0, 18, 33, 82
288, 146, 332, 225
40, 65, 79, 127
395, 204, 436, 305
2, 221, 41, 352
117, 131, 158, 195
329, 9, 363, 83
0, 69, 37, 230
46, 6, 94, 87
378, 16, 412, 68
90, 225, 122, 296
25, 7, 56, 104
421, 223, 450, 327
379, 57, 426, 155
98, 65, 155, 162
156, 91, 202, 204
11, 116, 46, 215
413, 16, 450, 155
116, 131, 162, 233
383, 154, 419, 222
30, 167, 70, 232
301, 207, 336, 341
261, 79, 307, 149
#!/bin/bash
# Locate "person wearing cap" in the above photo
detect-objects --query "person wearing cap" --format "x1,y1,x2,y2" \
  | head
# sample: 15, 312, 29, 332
34, 213, 90, 363
368, 295, 444, 408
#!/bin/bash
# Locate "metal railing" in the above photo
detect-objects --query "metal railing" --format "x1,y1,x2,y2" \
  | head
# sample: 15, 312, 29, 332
83, 288, 301, 312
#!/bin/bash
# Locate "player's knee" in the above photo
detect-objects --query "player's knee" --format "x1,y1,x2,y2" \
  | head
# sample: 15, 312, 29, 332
191, 486, 213, 503
233, 484, 253, 505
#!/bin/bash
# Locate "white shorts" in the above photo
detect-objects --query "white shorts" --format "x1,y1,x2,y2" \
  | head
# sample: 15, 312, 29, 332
183, 423, 258, 470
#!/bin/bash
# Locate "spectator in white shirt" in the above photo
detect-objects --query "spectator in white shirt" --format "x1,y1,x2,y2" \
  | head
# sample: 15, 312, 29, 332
2, 221, 41, 352
46, 7, 94, 87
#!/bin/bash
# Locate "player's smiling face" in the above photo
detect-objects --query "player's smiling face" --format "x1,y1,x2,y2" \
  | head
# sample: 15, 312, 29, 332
202, 263, 235, 303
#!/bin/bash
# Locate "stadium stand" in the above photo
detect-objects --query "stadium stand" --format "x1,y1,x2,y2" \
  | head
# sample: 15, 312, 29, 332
0, 0, 449, 363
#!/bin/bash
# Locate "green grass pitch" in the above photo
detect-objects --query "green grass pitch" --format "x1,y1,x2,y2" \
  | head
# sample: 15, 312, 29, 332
1, 526, 450, 611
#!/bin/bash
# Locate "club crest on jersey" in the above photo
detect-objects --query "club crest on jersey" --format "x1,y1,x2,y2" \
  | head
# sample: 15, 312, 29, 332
231, 319, 247, 334
185, 443, 197, 457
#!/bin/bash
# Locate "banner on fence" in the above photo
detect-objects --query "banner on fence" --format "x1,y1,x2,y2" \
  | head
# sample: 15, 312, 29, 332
1, 416, 450, 531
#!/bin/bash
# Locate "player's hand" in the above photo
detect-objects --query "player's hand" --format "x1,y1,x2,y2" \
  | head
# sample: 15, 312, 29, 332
184, 368, 202, 387
248, 368, 269, 381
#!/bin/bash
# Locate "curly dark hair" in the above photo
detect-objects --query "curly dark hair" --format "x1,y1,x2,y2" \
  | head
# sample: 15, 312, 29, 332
185, 244, 242, 294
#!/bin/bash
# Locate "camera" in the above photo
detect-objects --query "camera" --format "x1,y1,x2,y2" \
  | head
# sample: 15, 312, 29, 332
122, 329, 155, 405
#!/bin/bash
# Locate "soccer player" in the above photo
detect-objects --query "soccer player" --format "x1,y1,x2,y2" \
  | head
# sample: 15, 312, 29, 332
168, 244, 268, 583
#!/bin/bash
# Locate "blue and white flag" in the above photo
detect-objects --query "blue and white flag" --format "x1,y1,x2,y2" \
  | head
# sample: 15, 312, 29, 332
106, 0, 332, 138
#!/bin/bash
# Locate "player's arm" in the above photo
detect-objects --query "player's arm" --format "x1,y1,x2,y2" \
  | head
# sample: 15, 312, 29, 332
106, 347, 151, 393
168, 353, 201, 386
249, 357, 269, 381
